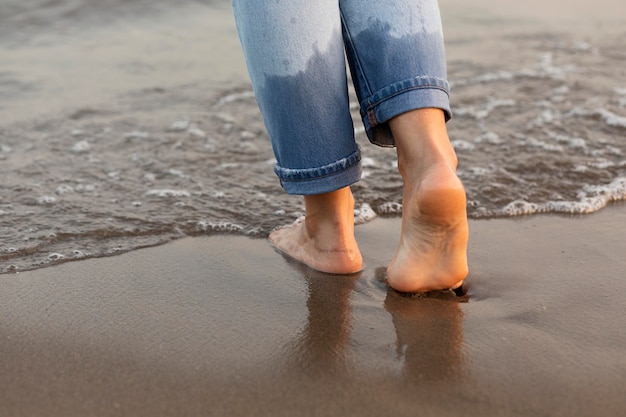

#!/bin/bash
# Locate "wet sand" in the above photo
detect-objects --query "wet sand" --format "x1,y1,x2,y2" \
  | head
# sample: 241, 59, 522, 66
2, 204, 625, 416
1, 0, 626, 415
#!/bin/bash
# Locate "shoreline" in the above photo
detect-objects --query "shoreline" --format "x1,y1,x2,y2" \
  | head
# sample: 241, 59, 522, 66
2, 201, 625, 276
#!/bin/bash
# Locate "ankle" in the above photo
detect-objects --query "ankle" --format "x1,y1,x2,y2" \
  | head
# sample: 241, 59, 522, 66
390, 108, 458, 178
302, 187, 356, 243
398, 143, 457, 179
304, 187, 355, 220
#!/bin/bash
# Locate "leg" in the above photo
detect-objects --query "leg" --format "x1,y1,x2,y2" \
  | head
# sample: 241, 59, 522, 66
340, 0, 468, 291
387, 108, 468, 292
232, 0, 361, 195
232, 0, 363, 273
269, 187, 363, 274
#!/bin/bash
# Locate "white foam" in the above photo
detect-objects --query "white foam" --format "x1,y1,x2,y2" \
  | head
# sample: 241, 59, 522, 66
145, 189, 191, 198
582, 177, 626, 201
461, 70, 514, 86
528, 108, 558, 128
168, 120, 190, 131
487, 98, 516, 111
56, 185, 74, 195
525, 137, 563, 152
474, 132, 502, 144
75, 184, 96, 193
219, 162, 240, 169
37, 195, 57, 205
47, 253, 65, 261
378, 201, 402, 214
596, 108, 626, 128
451, 140, 475, 151
536, 52, 576, 79
361, 157, 379, 168
454, 98, 515, 120
72, 140, 91, 153
501, 200, 540, 216
451, 53, 576, 89
168, 169, 187, 178
495, 177, 626, 216
217, 90, 255, 106
468, 166, 494, 176
546, 130, 586, 149
240, 131, 256, 140
605, 146, 623, 156
196, 220, 244, 233
587, 159, 615, 169
188, 127, 207, 139
567, 107, 626, 128
354, 203, 377, 224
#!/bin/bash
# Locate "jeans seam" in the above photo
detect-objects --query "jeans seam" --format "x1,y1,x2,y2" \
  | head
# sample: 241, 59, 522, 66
339, 9, 373, 98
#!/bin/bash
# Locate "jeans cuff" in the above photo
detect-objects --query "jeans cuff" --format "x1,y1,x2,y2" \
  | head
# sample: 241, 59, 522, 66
361, 77, 451, 147
275, 148, 362, 195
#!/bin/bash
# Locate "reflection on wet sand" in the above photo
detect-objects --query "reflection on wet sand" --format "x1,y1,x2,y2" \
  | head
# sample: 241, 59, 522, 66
278, 255, 360, 378
280, 255, 467, 384
384, 290, 466, 383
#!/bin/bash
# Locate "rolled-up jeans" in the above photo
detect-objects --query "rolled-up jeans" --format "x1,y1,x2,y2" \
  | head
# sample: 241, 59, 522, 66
232, 0, 450, 195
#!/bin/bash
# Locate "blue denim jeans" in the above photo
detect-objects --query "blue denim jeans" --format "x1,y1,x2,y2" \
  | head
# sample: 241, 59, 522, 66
232, 0, 451, 195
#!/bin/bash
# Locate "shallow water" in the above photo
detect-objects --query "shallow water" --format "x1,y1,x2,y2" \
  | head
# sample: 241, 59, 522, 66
1, 0, 625, 272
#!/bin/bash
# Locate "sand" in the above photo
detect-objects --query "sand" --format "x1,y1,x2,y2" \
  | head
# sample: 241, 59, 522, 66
1, 204, 625, 416
1, 0, 625, 416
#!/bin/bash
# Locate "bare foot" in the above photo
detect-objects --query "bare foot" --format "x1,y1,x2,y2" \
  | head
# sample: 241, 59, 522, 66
269, 187, 363, 275
387, 162, 468, 292
386, 109, 469, 293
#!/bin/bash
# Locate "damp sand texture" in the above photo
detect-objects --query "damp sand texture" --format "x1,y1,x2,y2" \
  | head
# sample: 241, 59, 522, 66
1, 206, 626, 416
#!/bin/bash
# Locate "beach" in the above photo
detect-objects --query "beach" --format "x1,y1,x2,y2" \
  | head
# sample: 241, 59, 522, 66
1, 0, 625, 415
2, 205, 626, 416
